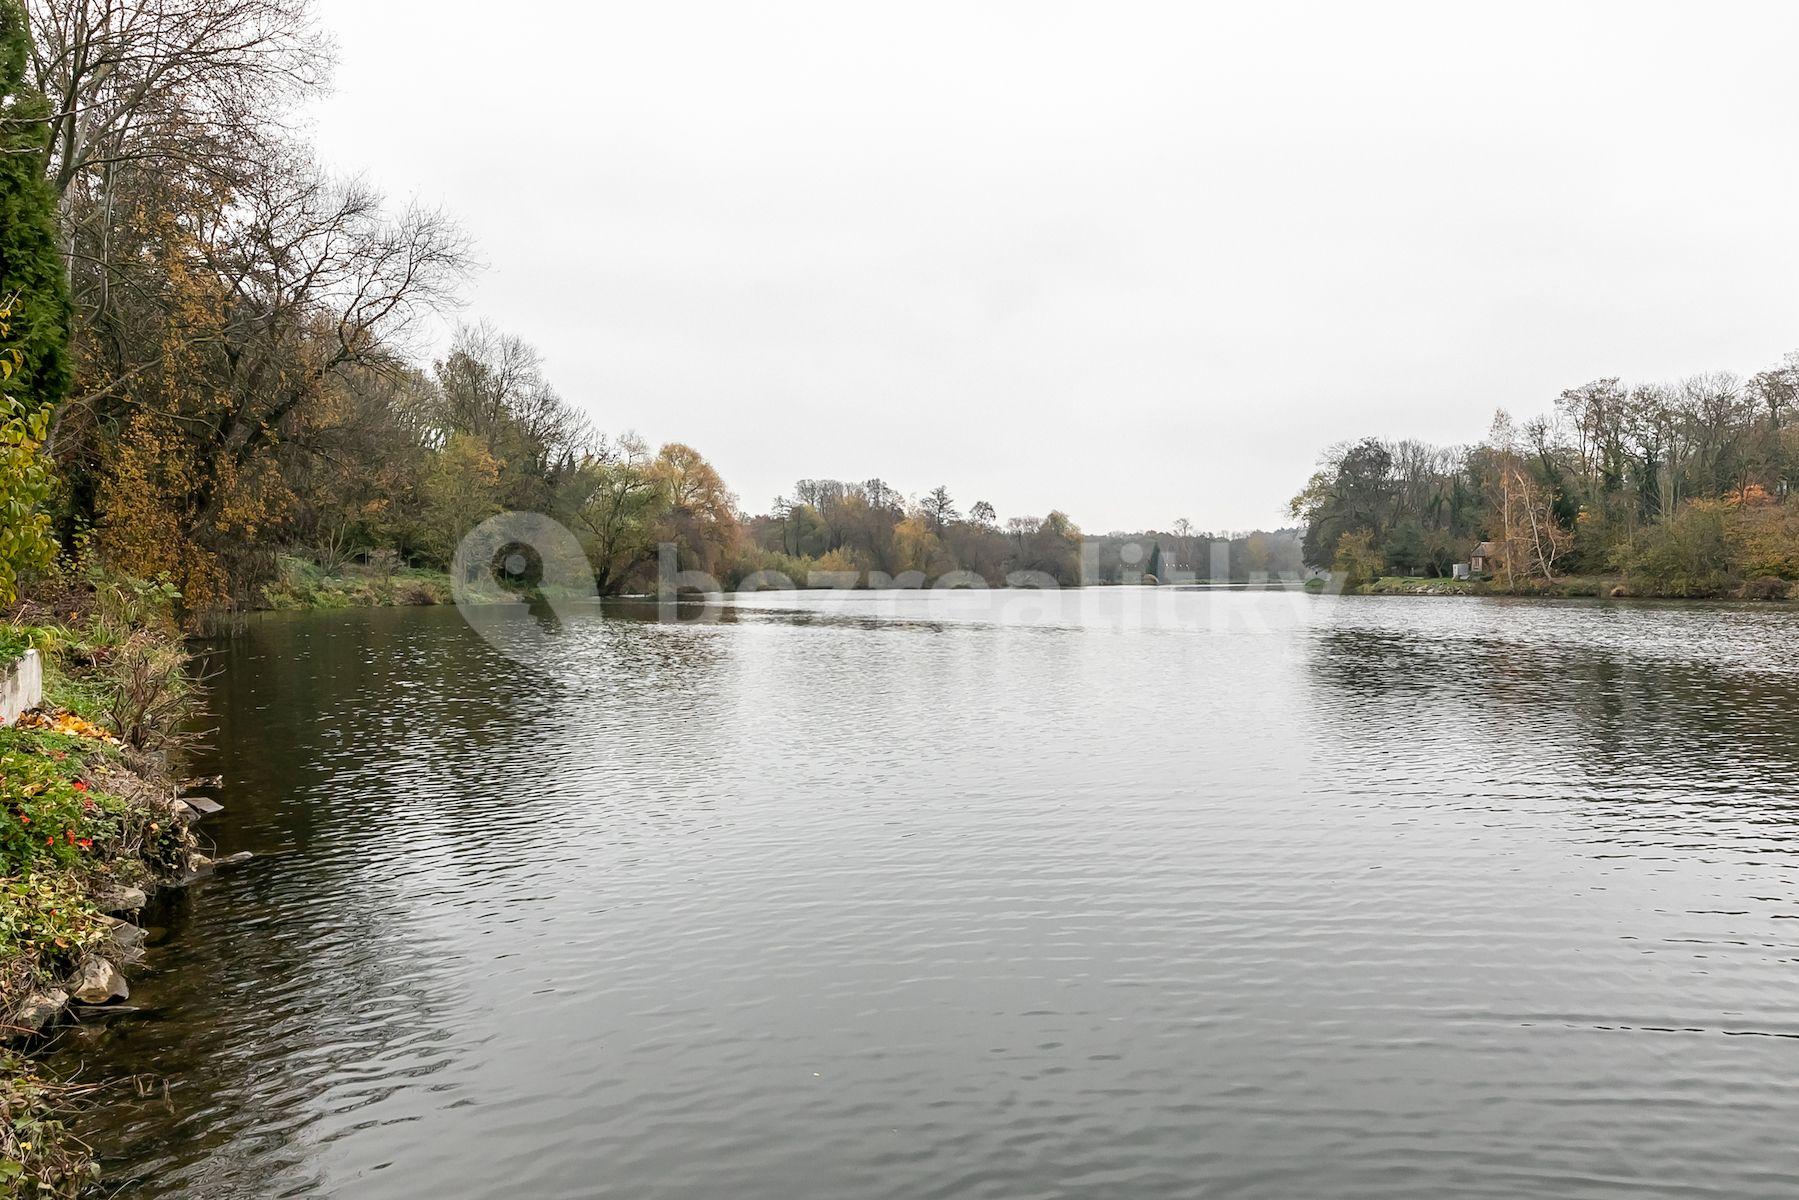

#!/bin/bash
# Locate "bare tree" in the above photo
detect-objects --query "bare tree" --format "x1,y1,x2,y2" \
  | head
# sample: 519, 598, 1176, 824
118, 154, 471, 545
1675, 371, 1745, 498
1748, 354, 1799, 490
430, 322, 590, 469
203, 159, 469, 461
26, 0, 330, 200
22, 0, 333, 418
863, 477, 898, 511
922, 484, 957, 531
1488, 410, 1571, 583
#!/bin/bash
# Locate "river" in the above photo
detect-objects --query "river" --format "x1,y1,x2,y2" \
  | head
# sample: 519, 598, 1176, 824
49, 590, 1799, 1198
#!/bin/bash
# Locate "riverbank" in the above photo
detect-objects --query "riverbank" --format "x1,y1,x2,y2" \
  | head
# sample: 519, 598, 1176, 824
1327, 575, 1797, 602
1360, 576, 1617, 598
0, 595, 206, 1195
260, 556, 454, 610
257, 547, 1799, 615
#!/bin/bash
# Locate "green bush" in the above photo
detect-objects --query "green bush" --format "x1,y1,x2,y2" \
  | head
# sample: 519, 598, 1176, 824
1610, 505, 1734, 597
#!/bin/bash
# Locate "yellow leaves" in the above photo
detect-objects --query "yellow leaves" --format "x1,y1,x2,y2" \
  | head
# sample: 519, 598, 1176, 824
1725, 483, 1775, 509
1332, 529, 1384, 588
893, 515, 941, 574
14, 709, 120, 746
653, 442, 737, 526
1722, 497, 1799, 580
95, 400, 268, 613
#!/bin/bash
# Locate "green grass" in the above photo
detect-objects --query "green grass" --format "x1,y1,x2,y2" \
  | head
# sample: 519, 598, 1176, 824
261, 557, 454, 610
38, 658, 110, 726
1363, 576, 1483, 596
258, 554, 581, 611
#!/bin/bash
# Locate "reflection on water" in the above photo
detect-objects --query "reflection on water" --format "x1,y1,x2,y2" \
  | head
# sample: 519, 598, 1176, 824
47, 592, 1799, 1199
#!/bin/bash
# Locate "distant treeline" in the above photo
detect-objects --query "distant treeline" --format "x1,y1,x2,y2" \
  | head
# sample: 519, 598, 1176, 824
741, 487, 1303, 589
1291, 357, 1799, 597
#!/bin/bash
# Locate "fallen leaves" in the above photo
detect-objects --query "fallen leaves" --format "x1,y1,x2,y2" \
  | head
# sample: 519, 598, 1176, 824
13, 710, 121, 746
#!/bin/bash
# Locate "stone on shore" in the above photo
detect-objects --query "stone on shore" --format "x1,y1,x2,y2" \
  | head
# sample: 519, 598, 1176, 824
69, 957, 129, 1005
96, 885, 149, 912
181, 793, 224, 816
102, 917, 148, 964
10, 989, 69, 1032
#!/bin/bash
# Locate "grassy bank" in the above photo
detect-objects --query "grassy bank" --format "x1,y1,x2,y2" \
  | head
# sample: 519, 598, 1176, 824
258, 555, 616, 612
260, 555, 454, 610
1361, 576, 1487, 597
0, 585, 202, 1195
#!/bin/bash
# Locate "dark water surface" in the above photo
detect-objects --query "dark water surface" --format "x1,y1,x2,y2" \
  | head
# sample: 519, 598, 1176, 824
49, 591, 1799, 1198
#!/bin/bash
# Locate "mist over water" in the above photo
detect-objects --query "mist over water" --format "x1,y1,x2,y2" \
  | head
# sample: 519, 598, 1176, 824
54, 593, 1799, 1199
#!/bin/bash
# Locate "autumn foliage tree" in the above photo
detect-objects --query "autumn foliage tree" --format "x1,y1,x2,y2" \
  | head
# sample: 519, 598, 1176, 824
652, 442, 739, 576
87, 161, 469, 609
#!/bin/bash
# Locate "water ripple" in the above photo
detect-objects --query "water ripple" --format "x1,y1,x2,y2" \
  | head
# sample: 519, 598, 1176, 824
44, 593, 1799, 1198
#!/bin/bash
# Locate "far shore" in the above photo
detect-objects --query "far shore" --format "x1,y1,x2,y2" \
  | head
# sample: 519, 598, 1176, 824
250, 562, 1799, 616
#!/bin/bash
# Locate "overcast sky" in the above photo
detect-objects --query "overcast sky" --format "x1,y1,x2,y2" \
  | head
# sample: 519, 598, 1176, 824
309, 0, 1798, 533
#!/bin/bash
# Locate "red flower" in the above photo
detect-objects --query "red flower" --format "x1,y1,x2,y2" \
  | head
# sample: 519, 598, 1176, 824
76, 839, 92, 850
72, 780, 88, 793
45, 836, 54, 846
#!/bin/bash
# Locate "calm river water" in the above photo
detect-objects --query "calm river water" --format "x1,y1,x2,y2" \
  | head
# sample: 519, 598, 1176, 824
49, 590, 1799, 1198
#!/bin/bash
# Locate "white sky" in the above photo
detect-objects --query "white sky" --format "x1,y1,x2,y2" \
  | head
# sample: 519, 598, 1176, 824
309, 0, 1799, 533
